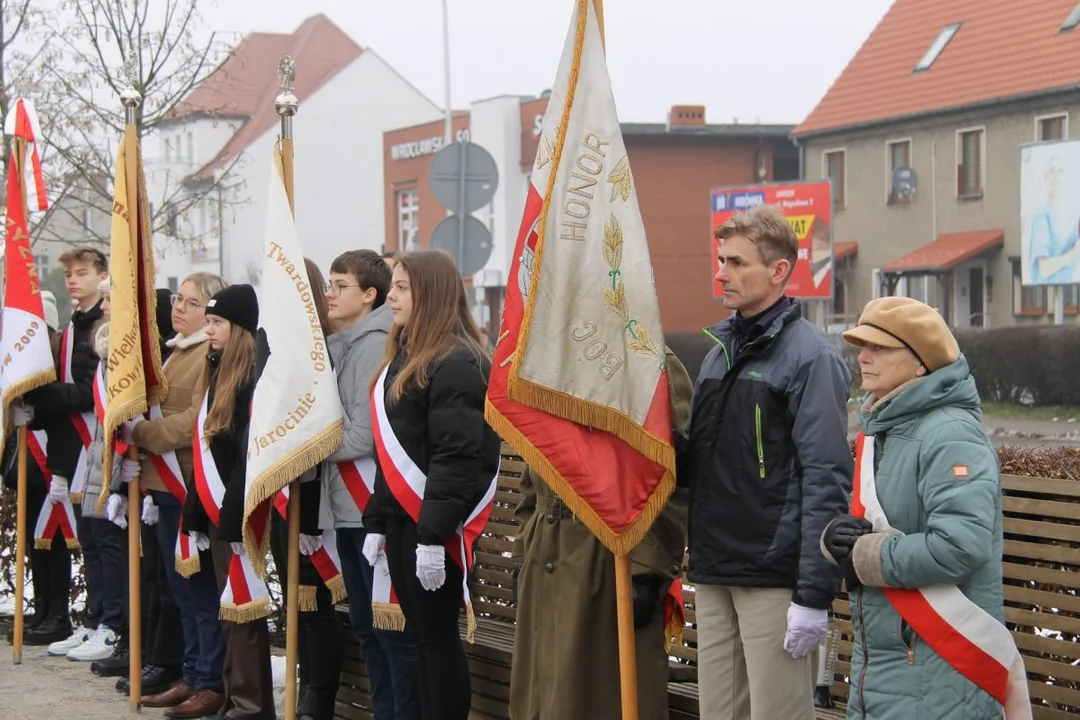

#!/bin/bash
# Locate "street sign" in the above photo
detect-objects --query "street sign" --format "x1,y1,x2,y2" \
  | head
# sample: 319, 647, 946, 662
428, 141, 499, 215
430, 214, 493, 276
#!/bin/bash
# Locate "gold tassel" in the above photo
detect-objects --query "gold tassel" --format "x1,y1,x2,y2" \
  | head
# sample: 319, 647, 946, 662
33, 539, 52, 550
219, 596, 271, 624
485, 400, 675, 557
65, 538, 81, 550
242, 421, 345, 580
325, 573, 347, 605
70, 492, 83, 505
298, 585, 318, 613
465, 603, 477, 645
371, 603, 406, 632
664, 614, 684, 654
175, 554, 201, 579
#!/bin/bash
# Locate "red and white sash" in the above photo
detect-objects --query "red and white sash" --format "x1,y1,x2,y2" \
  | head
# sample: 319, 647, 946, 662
194, 390, 270, 623
60, 323, 95, 503
272, 483, 348, 607
336, 457, 402, 628
142, 400, 201, 578
371, 364, 498, 642
852, 433, 1031, 719
30, 428, 79, 549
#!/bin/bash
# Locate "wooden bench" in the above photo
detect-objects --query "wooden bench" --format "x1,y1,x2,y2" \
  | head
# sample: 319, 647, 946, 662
334, 448, 1080, 720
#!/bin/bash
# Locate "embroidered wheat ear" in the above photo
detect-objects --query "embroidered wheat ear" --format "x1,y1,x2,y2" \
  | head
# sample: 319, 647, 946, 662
607, 156, 632, 202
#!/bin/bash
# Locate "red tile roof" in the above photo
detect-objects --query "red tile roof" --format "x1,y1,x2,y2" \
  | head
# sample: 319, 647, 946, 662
882, 230, 1004, 272
795, 0, 1080, 136
834, 241, 858, 261
183, 14, 363, 178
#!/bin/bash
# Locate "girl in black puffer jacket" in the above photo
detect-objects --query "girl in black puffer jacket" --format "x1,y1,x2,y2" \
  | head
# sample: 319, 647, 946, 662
362, 250, 501, 720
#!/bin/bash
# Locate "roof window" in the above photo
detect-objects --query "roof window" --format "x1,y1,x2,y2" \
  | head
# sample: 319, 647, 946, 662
914, 23, 961, 72
1062, 3, 1080, 32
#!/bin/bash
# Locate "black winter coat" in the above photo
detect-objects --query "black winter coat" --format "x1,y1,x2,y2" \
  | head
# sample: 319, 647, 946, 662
183, 350, 253, 541
363, 345, 501, 546
25, 302, 103, 480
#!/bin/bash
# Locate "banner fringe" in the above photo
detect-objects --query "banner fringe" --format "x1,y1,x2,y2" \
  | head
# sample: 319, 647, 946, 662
297, 585, 318, 613
70, 493, 83, 505
372, 602, 406, 632
326, 573, 347, 605
243, 421, 344, 580
485, 399, 674, 557
506, 379, 675, 475
220, 596, 271, 624
665, 613, 684, 654
136, 156, 168, 407
65, 538, 80, 550
175, 554, 201, 579
465, 603, 477, 644
1, 368, 56, 433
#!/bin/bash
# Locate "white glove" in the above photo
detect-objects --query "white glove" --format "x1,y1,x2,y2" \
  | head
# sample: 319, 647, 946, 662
120, 458, 141, 483
783, 603, 829, 659
373, 552, 391, 579
230, 542, 245, 556
121, 417, 144, 445
298, 533, 323, 556
362, 533, 385, 568
106, 494, 128, 529
142, 496, 159, 526
416, 544, 446, 591
190, 531, 210, 552
48, 477, 69, 503
11, 400, 33, 427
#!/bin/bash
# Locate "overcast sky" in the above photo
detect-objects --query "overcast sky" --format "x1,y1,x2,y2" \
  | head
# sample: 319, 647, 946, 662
203, 0, 893, 125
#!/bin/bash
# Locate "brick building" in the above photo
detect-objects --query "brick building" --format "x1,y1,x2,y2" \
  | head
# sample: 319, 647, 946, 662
383, 97, 798, 335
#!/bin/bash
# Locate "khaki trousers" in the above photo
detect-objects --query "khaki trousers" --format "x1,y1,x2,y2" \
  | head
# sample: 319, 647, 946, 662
696, 585, 816, 720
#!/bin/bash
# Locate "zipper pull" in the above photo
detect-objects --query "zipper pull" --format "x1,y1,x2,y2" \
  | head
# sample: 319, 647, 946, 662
758, 460, 766, 479
907, 648, 914, 666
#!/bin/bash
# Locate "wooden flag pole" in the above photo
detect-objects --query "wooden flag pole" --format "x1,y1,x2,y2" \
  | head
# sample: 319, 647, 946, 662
587, 2, 637, 717
275, 56, 301, 720
11, 135, 29, 666
121, 79, 144, 713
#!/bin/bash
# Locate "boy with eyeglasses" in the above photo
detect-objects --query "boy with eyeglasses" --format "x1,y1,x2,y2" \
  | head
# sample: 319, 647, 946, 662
324, 249, 419, 720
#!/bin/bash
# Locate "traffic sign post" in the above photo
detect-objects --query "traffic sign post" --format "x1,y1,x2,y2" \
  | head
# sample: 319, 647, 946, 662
428, 141, 499, 274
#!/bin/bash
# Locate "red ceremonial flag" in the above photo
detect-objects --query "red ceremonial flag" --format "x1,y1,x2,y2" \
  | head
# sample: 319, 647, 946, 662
485, 0, 674, 557
2, 99, 57, 439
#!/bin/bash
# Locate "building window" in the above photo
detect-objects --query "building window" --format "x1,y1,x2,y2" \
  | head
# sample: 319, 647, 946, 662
167, 276, 179, 293
823, 149, 846, 209
164, 138, 172, 162
34, 254, 48, 279
187, 132, 194, 162
1036, 113, 1067, 142
397, 189, 419, 252
914, 23, 961, 72
1012, 259, 1046, 315
886, 139, 913, 205
956, 128, 985, 197
1064, 285, 1080, 314
82, 206, 93, 231
1062, 2, 1080, 32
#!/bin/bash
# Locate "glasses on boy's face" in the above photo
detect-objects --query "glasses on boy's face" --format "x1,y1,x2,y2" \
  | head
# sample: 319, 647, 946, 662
171, 294, 203, 311
325, 281, 362, 295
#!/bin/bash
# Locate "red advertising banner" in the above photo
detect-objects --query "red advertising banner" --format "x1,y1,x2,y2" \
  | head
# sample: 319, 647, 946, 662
710, 180, 834, 300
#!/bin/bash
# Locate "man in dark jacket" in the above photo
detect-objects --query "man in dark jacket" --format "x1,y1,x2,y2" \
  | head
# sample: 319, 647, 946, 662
22, 246, 107, 648
682, 204, 852, 720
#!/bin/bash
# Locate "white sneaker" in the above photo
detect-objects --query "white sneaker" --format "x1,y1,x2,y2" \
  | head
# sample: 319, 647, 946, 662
47, 626, 90, 656
66, 626, 119, 662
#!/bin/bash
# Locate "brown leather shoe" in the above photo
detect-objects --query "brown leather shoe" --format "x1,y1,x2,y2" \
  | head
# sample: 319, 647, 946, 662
164, 689, 225, 719
141, 680, 195, 708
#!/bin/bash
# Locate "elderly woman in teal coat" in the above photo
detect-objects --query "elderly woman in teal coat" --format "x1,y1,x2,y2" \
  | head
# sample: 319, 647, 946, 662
820, 297, 1030, 720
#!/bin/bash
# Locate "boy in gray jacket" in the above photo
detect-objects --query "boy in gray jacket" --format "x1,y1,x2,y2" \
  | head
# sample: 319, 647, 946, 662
324, 250, 419, 720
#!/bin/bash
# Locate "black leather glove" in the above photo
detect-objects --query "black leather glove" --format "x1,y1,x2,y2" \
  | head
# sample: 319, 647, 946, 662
841, 555, 862, 593
631, 573, 664, 629
823, 515, 873, 563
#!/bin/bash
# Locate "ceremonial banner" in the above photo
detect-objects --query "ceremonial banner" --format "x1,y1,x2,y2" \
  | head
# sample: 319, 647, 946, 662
99, 125, 166, 505
242, 149, 344, 577
486, 0, 675, 556
1, 99, 56, 439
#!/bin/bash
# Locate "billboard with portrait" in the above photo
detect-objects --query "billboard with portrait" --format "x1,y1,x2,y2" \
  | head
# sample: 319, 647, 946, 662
710, 180, 834, 300
1020, 139, 1080, 285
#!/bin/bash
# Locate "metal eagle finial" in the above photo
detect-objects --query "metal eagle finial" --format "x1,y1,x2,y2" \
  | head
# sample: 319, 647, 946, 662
121, 43, 142, 110
275, 55, 298, 119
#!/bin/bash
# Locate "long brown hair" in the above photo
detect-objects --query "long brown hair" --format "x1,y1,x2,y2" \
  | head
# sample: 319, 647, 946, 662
377, 250, 487, 402
201, 324, 256, 443
304, 258, 333, 337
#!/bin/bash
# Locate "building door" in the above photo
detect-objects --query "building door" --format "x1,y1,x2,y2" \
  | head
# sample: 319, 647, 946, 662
969, 267, 985, 327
